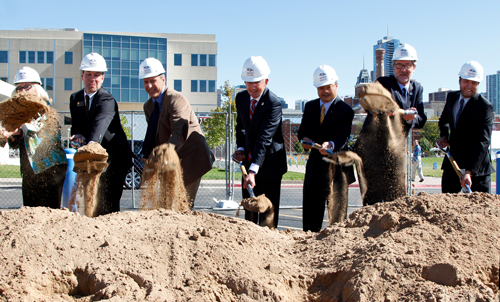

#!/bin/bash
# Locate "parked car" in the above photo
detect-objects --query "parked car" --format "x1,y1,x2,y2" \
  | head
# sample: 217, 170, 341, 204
124, 140, 145, 190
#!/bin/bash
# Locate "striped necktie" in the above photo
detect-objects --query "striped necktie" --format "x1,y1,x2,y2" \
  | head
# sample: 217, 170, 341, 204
320, 104, 325, 124
250, 99, 258, 121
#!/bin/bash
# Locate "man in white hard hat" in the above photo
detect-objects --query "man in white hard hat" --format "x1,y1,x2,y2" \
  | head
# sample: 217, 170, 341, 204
232, 56, 287, 228
69, 52, 133, 215
298, 65, 354, 232
139, 58, 214, 205
437, 61, 494, 193
377, 43, 427, 136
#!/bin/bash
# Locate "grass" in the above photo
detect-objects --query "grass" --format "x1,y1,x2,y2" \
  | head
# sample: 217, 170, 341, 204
0, 165, 21, 178
421, 157, 496, 182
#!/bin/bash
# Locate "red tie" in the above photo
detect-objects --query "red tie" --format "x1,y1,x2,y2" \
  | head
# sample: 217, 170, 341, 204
250, 99, 258, 121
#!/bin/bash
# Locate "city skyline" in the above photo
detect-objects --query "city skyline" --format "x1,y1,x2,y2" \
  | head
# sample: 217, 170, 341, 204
1, 0, 499, 109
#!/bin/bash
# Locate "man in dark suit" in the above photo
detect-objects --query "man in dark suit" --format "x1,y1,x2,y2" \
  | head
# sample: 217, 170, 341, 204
69, 52, 133, 215
437, 61, 494, 193
298, 65, 354, 232
233, 56, 287, 228
377, 43, 427, 136
139, 58, 214, 205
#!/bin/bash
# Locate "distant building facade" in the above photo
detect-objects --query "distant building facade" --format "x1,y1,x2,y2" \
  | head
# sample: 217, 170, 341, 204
486, 71, 499, 114
0, 29, 217, 112
425, 88, 450, 118
295, 99, 308, 111
372, 35, 400, 80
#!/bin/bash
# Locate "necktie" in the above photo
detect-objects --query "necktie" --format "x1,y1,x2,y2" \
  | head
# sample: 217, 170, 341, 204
250, 99, 258, 121
455, 98, 465, 127
142, 101, 160, 158
85, 95, 90, 115
320, 104, 325, 124
402, 87, 408, 102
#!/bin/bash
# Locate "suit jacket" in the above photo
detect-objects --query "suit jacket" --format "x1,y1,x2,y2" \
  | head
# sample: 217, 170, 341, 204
70, 87, 133, 172
143, 87, 214, 185
438, 91, 495, 176
235, 87, 287, 181
298, 97, 354, 186
377, 75, 427, 134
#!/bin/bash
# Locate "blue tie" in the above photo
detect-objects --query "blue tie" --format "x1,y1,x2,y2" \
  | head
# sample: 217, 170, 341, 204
402, 87, 408, 103
455, 99, 464, 127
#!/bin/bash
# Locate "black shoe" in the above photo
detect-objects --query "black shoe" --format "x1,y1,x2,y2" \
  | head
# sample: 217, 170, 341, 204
419, 179, 424, 182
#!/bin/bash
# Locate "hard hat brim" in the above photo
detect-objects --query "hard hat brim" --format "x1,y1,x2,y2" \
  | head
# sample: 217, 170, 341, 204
241, 74, 268, 82
139, 72, 165, 80
14, 79, 42, 85
80, 67, 108, 72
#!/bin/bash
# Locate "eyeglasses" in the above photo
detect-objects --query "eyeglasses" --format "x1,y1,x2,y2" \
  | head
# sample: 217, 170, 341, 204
16, 85, 33, 92
394, 63, 414, 70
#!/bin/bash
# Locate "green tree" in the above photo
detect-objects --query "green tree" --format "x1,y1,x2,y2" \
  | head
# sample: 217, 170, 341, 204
293, 140, 304, 153
418, 117, 440, 153
201, 81, 236, 148
120, 114, 131, 139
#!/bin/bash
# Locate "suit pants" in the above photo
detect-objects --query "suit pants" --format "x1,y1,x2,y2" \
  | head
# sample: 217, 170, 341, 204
302, 181, 329, 232
442, 168, 491, 193
242, 176, 281, 228
95, 166, 128, 216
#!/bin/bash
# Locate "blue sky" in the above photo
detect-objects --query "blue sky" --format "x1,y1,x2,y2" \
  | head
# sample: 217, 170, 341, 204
2, 0, 499, 109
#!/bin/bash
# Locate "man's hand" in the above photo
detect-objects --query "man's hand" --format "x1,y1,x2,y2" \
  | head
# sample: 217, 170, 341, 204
301, 137, 313, 150
402, 107, 418, 121
70, 134, 86, 145
319, 141, 333, 156
243, 170, 256, 189
436, 137, 449, 149
1, 128, 21, 139
232, 150, 245, 162
461, 171, 472, 190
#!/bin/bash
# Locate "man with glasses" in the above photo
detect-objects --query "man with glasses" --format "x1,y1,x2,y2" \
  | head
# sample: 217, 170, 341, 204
232, 56, 287, 228
377, 43, 427, 136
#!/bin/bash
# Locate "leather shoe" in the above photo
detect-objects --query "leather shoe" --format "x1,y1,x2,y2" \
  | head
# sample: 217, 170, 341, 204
419, 179, 424, 182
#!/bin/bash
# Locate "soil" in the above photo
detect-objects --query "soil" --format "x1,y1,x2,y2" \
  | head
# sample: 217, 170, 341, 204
0, 192, 498, 301
0, 92, 50, 132
141, 144, 191, 212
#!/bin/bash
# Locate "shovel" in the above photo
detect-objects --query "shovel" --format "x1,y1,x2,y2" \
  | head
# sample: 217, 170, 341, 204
436, 143, 472, 193
231, 155, 274, 228
358, 82, 417, 115
301, 140, 334, 155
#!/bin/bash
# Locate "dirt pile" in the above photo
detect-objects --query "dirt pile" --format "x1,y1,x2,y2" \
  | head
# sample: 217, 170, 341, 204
0, 92, 50, 132
0, 192, 498, 301
141, 144, 191, 212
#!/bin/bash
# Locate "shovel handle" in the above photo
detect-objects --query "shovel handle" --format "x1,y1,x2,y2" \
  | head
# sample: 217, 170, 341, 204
232, 155, 255, 197
398, 109, 417, 115
300, 140, 333, 154
435, 143, 472, 193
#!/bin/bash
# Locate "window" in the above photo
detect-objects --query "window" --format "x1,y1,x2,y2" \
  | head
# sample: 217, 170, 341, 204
191, 80, 198, 92
191, 54, 198, 66
46, 52, 53, 64
0, 77, 7, 82
174, 54, 182, 66
209, 54, 216, 66
199, 54, 207, 67
37, 51, 45, 64
28, 51, 35, 64
200, 80, 207, 92
209, 80, 216, 92
64, 52, 73, 64
64, 78, 72, 91
0, 51, 7, 63
44, 78, 53, 91
174, 80, 182, 92
19, 51, 26, 64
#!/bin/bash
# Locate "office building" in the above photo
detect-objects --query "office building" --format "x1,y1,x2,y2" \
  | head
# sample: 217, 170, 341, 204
486, 72, 499, 114
295, 99, 308, 111
425, 88, 450, 118
373, 35, 400, 79
0, 29, 217, 112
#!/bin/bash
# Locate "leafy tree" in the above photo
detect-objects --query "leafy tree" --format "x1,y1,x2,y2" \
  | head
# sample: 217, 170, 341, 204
201, 81, 236, 148
120, 114, 131, 139
293, 140, 304, 153
418, 116, 440, 153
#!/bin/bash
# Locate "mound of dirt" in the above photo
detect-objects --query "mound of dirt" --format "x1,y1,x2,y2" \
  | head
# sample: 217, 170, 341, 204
0, 92, 50, 132
0, 192, 498, 301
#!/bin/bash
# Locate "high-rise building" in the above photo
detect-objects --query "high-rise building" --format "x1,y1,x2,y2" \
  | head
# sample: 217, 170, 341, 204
373, 35, 400, 79
0, 29, 217, 112
278, 97, 288, 109
295, 99, 308, 111
486, 72, 499, 114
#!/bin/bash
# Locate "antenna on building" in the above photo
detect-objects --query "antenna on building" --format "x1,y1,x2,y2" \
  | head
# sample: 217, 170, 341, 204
363, 55, 365, 70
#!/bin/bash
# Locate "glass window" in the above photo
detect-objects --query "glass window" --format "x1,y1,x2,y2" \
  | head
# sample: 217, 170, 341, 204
103, 41, 111, 47
191, 80, 198, 92
130, 89, 139, 102
140, 90, 149, 102
121, 76, 130, 88
140, 43, 148, 49
122, 69, 130, 76
64, 78, 72, 91
191, 54, 198, 66
122, 36, 130, 43
158, 44, 167, 51
102, 48, 111, 60
111, 61, 120, 69
103, 77, 111, 88
200, 54, 207, 66
112, 48, 120, 60
174, 79, 182, 92
139, 50, 148, 61
103, 35, 111, 42
45, 78, 53, 91
83, 47, 92, 56
121, 49, 130, 61
46, 51, 53, 64
0, 77, 7, 82
209, 80, 216, 92
93, 47, 102, 55
130, 77, 140, 89
19, 51, 26, 64
64, 52, 73, 64
149, 38, 157, 46
122, 42, 130, 48
148, 49, 157, 58
121, 89, 129, 102
131, 42, 139, 49
131, 61, 139, 70
131, 49, 139, 61
84, 40, 92, 47
140, 37, 148, 43
174, 54, 182, 66
112, 76, 120, 88
158, 38, 166, 45
28, 51, 36, 63
131, 37, 139, 43
200, 80, 207, 92
158, 50, 166, 63
209, 54, 216, 66
93, 41, 102, 47
112, 42, 120, 48
37, 51, 45, 63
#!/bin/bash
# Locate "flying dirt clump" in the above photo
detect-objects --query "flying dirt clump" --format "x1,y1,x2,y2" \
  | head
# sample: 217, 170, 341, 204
141, 143, 191, 212
0, 92, 50, 132
69, 142, 108, 217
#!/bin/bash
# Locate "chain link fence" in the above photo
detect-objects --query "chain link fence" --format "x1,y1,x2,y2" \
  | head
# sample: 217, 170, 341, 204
0, 113, 497, 210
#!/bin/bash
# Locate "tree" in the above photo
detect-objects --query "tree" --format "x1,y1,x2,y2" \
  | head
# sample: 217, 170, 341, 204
293, 140, 304, 153
200, 81, 236, 149
418, 116, 440, 153
120, 114, 132, 139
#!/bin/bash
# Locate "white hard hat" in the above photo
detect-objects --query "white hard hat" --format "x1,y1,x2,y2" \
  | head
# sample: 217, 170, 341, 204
14, 67, 42, 85
80, 53, 108, 72
313, 65, 339, 88
392, 43, 418, 61
458, 61, 484, 82
241, 56, 270, 82
139, 58, 166, 79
